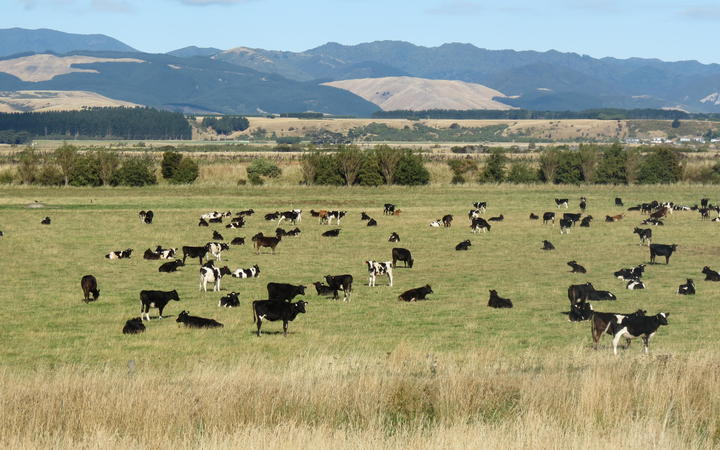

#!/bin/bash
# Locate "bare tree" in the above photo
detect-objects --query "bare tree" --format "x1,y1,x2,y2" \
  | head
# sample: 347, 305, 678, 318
336, 146, 363, 186
374, 145, 402, 184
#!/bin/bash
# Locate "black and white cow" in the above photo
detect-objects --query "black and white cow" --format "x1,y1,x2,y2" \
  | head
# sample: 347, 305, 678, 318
555, 198, 569, 208
614, 264, 645, 280
198, 218, 209, 227
641, 218, 664, 226
633, 227, 652, 246
267, 283, 306, 302
383, 204, 396, 215
429, 219, 442, 228
81, 275, 100, 303
252, 300, 307, 337
472, 202, 487, 213
626, 279, 646, 290
176, 310, 223, 328
322, 229, 341, 237
398, 285, 433, 302
139, 289, 180, 321
219, 292, 240, 307
122, 317, 145, 334
470, 217, 491, 233
388, 232, 400, 242
232, 264, 260, 278
702, 266, 720, 281
325, 274, 353, 301
158, 260, 184, 273
542, 240, 555, 251
278, 209, 302, 225
326, 211, 347, 225
199, 264, 231, 292
677, 279, 695, 295
559, 218, 573, 234
590, 309, 646, 349
207, 242, 230, 261
580, 216, 593, 227
567, 261, 587, 273
488, 290, 513, 308
456, 240, 471, 251
392, 248, 414, 268
611, 312, 669, 355
366, 260, 393, 287
650, 243, 677, 264
542, 212, 555, 225
226, 217, 245, 229
154, 246, 176, 259
105, 248, 133, 260
563, 213, 582, 223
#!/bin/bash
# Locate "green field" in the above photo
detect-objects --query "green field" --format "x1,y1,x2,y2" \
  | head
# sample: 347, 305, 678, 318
2, 184, 720, 447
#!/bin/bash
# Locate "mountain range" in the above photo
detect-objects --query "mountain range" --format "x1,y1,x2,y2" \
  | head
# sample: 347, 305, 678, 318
0, 28, 719, 115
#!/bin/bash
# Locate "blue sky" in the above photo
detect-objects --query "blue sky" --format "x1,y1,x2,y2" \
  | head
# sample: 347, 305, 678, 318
6, 0, 720, 63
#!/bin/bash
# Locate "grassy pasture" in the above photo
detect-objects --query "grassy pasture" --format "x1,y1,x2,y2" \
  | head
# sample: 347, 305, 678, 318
2, 184, 720, 447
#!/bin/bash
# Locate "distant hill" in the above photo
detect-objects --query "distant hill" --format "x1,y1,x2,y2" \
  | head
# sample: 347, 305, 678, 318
167, 46, 222, 58
324, 77, 515, 111
0, 90, 139, 113
0, 28, 136, 58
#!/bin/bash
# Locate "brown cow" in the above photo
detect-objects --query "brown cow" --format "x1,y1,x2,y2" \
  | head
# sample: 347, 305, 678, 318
392, 209, 402, 216
605, 214, 624, 222
318, 210, 329, 224
649, 207, 671, 219
252, 233, 281, 254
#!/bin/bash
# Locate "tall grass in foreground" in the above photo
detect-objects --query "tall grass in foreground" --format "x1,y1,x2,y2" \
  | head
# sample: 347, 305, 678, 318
2, 347, 719, 449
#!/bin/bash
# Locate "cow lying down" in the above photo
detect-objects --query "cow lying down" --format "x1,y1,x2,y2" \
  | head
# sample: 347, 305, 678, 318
176, 310, 223, 328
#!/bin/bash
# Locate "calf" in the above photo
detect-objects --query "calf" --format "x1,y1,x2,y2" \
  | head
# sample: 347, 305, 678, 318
366, 260, 393, 287
567, 261, 586, 274
176, 310, 223, 328
313, 282, 336, 297
677, 278, 695, 295
139, 289, 180, 321
155, 246, 176, 259
267, 283, 306, 302
122, 317, 145, 334
615, 197, 624, 207
253, 299, 307, 336
649, 243, 677, 264
383, 203, 396, 215
158, 260, 184, 273
472, 202, 487, 213
542, 240, 555, 251
579, 197, 587, 211
529, 213, 539, 220
212, 230, 224, 241
568, 282, 594, 306
232, 264, 260, 278
322, 229, 341, 237
227, 219, 244, 230
429, 220, 441, 228
264, 212, 280, 221
588, 289, 617, 301
563, 213, 582, 223
442, 214, 453, 227
580, 215, 593, 227
633, 227, 652, 245
590, 309, 646, 349
198, 218, 209, 227
41, 216, 51, 225
105, 249, 133, 260
143, 210, 154, 224
568, 302, 593, 322
285, 228, 301, 237
252, 233, 281, 254
488, 214, 504, 222
455, 240, 471, 251
555, 198, 569, 208
219, 292, 240, 307
325, 274, 353, 301
398, 285, 433, 302
361, 211, 372, 221
605, 214, 624, 222
230, 237, 246, 246
367, 218, 378, 227
81, 275, 100, 303
626, 279, 646, 290
237, 209, 254, 216
392, 209, 402, 216
611, 312, 669, 355
392, 247, 414, 268
182, 245, 209, 264
143, 248, 162, 260
614, 264, 645, 280
470, 217, 491, 233
207, 242, 229, 261
542, 212, 555, 225
488, 290, 513, 308
559, 218, 573, 234
702, 266, 720, 281
326, 211, 346, 225
199, 265, 231, 292
388, 232, 400, 242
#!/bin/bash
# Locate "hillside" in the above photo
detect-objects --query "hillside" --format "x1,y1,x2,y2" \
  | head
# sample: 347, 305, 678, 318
0, 28, 136, 58
0, 90, 139, 113
323, 76, 515, 111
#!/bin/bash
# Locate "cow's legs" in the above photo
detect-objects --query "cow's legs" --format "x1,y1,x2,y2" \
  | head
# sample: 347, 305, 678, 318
642, 336, 649, 354
256, 317, 263, 336
612, 329, 627, 355
283, 321, 288, 336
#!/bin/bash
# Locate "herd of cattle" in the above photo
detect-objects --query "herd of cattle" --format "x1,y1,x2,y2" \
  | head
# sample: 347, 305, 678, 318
20, 195, 718, 353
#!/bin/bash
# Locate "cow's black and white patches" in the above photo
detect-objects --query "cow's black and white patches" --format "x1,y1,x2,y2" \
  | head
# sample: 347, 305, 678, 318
366, 260, 393, 287
677, 279, 695, 295
232, 264, 260, 278
219, 292, 240, 307
626, 279, 646, 290
611, 313, 669, 355
200, 265, 231, 292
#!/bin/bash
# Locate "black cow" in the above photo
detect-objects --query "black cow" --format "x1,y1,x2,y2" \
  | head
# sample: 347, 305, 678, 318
649, 243, 677, 264
313, 282, 336, 297
470, 217, 491, 233
611, 313, 669, 355
367, 218, 378, 226
580, 216, 593, 227
41, 216, 51, 225
237, 209, 254, 216
139, 289, 180, 321
398, 285, 433, 302
265, 212, 280, 221
182, 245, 209, 264
253, 300, 308, 336
677, 279, 695, 295
325, 274, 353, 301
567, 261, 587, 274
219, 292, 240, 307
208, 216, 223, 224
176, 310, 223, 328
455, 240, 471, 251
555, 198, 569, 208
615, 197, 624, 207
488, 290, 513, 308
198, 218, 209, 227
568, 302, 593, 322
633, 227, 652, 246
442, 214, 453, 227
488, 214, 504, 222
275, 227, 288, 237
588, 289, 617, 301
267, 283, 306, 302
579, 197, 587, 211
81, 275, 100, 303
559, 218, 573, 234
388, 232, 400, 242
614, 264, 645, 280
143, 248, 162, 260
231, 237, 246, 245
212, 230, 224, 241
529, 213, 539, 220
122, 317, 145, 334
392, 248, 414, 268
702, 266, 720, 281
285, 228, 301, 237
568, 282, 594, 306
322, 229, 341, 237
361, 211, 372, 221
542, 240, 555, 251
641, 218, 664, 226
542, 212, 555, 225
563, 213, 581, 223
143, 210, 154, 224
590, 309, 646, 349
159, 260, 184, 273
701, 198, 710, 208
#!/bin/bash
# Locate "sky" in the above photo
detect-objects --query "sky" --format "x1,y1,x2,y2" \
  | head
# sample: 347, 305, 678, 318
5, 0, 720, 64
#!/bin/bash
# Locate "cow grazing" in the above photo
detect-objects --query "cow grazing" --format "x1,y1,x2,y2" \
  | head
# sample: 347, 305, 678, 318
456, 240, 471, 251
529, 213, 539, 220
105, 249, 133, 260
366, 260, 393, 287
253, 299, 307, 336
677, 279, 695, 295
590, 309, 646, 349
384, 204, 396, 215
611, 312, 669, 355
198, 218, 209, 227
579, 197, 587, 211
81, 275, 100, 302
568, 302, 593, 322
41, 216, 51, 225
615, 197, 624, 207
555, 198, 569, 208
232, 264, 260, 278
206, 242, 229, 261
542, 212, 555, 225
392, 248, 414, 268
399, 285, 433, 302
702, 266, 720, 281
251, 233, 281, 254
429, 220, 441, 228
313, 282, 336, 297
568, 282, 594, 306
488, 214, 504, 222
158, 260, 184, 273
139, 289, 180, 321
488, 290, 513, 308
633, 227, 652, 246
567, 261, 587, 273
580, 216, 593, 227
367, 218, 378, 227
122, 317, 145, 334
325, 274, 353, 301
626, 279, 646, 290
361, 211, 372, 220
470, 217, 491, 233
182, 245, 209, 264
199, 264, 231, 292
559, 218, 573, 234
322, 229, 341, 237
211, 230, 224, 241
219, 292, 240, 307
605, 214, 624, 222
442, 214, 453, 227
388, 232, 400, 242
231, 237, 245, 245
588, 289, 617, 301
542, 240, 555, 251
649, 243, 677, 264
267, 283, 306, 302
176, 310, 223, 328
473, 202, 487, 213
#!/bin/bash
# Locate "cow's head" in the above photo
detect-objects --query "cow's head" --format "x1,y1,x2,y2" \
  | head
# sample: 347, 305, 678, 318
657, 312, 670, 325
177, 310, 188, 322
170, 290, 180, 301
671, 244, 678, 251
293, 300, 308, 313
296, 285, 306, 295
92, 290, 100, 300
219, 266, 232, 276
425, 285, 432, 293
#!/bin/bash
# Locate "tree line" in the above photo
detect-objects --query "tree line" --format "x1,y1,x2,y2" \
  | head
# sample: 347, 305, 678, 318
373, 108, 720, 121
